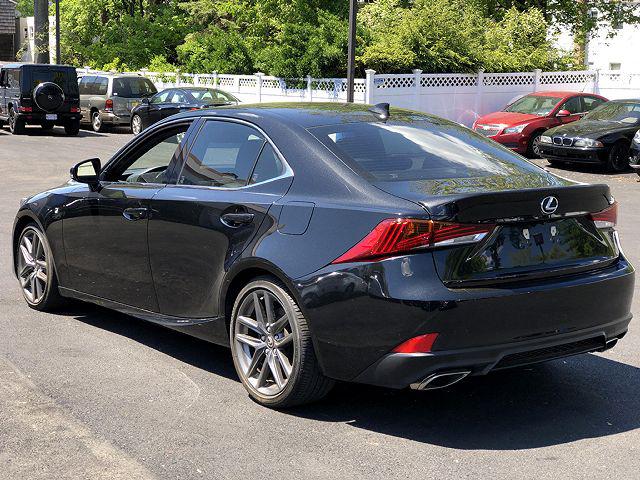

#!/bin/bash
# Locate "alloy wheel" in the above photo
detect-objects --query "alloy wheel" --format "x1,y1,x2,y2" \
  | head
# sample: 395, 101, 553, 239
531, 135, 542, 157
131, 115, 142, 135
233, 289, 295, 397
92, 112, 102, 132
17, 228, 49, 305
610, 144, 629, 172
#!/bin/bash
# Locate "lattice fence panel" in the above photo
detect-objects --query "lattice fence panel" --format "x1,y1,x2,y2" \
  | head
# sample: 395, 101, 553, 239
540, 71, 596, 85
375, 75, 415, 89
218, 76, 236, 88
421, 75, 477, 88
483, 73, 535, 86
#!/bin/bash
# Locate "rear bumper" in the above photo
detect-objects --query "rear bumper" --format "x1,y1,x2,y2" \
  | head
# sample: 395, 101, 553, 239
17, 112, 81, 124
352, 318, 629, 388
101, 112, 131, 125
538, 144, 607, 164
295, 254, 634, 386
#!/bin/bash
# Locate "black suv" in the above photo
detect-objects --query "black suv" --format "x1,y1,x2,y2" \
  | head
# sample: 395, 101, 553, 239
0, 63, 81, 135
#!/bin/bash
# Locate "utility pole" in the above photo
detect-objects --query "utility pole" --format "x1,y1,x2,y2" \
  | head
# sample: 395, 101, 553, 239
33, 0, 50, 63
346, 0, 358, 103
55, 0, 60, 64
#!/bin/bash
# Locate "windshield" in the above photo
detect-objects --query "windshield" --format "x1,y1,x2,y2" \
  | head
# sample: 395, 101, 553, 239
583, 101, 640, 124
189, 89, 238, 103
112, 77, 157, 98
310, 118, 551, 184
504, 95, 563, 116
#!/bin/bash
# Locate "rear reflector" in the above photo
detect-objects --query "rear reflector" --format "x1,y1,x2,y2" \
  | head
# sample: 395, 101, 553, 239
70, 106, 80, 113
332, 218, 495, 264
590, 202, 617, 229
392, 333, 439, 354
18, 106, 33, 113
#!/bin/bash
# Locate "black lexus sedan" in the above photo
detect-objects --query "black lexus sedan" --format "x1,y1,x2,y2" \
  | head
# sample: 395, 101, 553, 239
130, 87, 239, 135
537, 99, 640, 172
12, 103, 634, 408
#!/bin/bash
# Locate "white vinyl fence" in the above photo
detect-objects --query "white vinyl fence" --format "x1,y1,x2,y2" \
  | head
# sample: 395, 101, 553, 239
78, 67, 640, 127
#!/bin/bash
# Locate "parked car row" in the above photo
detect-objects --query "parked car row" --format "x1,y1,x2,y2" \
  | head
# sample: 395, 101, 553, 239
474, 91, 640, 173
0, 63, 239, 136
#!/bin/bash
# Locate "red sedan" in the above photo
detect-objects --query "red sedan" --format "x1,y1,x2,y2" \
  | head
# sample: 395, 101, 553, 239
473, 91, 608, 157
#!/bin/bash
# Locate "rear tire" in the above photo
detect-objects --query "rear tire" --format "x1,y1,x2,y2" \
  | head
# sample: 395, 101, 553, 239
64, 121, 80, 136
91, 111, 104, 133
606, 142, 630, 173
15, 224, 66, 311
230, 277, 334, 408
8, 107, 25, 135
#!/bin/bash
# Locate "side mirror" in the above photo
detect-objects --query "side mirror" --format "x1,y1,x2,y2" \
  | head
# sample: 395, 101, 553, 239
142, 97, 150, 105
70, 158, 101, 184
557, 109, 571, 117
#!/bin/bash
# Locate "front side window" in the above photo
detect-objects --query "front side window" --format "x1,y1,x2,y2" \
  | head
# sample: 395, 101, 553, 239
170, 90, 188, 103
583, 96, 605, 111
178, 121, 266, 188
560, 97, 582, 114
151, 90, 171, 104
105, 124, 191, 184
505, 95, 563, 116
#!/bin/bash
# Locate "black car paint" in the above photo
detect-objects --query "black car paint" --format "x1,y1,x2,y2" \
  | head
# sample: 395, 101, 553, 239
538, 102, 640, 166
13, 104, 634, 389
0, 63, 81, 126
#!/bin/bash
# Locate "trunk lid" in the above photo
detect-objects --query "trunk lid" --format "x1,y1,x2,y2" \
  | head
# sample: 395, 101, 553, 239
375, 181, 619, 286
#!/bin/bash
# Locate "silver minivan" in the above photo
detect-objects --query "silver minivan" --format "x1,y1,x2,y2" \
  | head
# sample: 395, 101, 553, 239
78, 74, 157, 132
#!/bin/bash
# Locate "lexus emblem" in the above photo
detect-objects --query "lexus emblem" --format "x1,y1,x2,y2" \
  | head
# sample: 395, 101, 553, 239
540, 196, 559, 215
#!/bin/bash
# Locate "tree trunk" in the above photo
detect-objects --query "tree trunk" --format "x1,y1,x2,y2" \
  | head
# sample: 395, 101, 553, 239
33, 0, 49, 63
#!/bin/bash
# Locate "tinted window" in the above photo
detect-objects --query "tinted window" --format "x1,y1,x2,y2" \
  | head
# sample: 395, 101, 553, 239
584, 101, 640, 124
250, 144, 285, 184
107, 124, 190, 183
29, 68, 78, 95
190, 89, 238, 103
6, 69, 20, 89
170, 90, 188, 103
94, 76, 108, 96
505, 95, 562, 116
78, 76, 95, 94
311, 119, 548, 182
583, 96, 605, 111
112, 77, 157, 98
560, 97, 582, 114
178, 121, 265, 188
151, 90, 171, 104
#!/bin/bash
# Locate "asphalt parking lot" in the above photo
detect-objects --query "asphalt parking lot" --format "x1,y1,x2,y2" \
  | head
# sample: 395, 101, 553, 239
0, 124, 639, 480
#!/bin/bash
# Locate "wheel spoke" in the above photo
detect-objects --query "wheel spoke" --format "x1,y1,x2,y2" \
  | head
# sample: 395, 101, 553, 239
35, 270, 48, 283
275, 331, 293, 348
274, 349, 293, 378
236, 333, 265, 350
271, 314, 289, 335
20, 244, 34, 265
264, 292, 275, 325
245, 347, 266, 378
268, 352, 285, 389
237, 315, 263, 334
22, 235, 33, 254
256, 356, 270, 388
252, 292, 266, 328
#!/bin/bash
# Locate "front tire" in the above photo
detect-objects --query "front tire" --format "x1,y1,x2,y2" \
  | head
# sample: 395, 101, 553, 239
606, 142, 630, 172
131, 114, 143, 135
527, 131, 544, 158
230, 278, 334, 408
15, 224, 66, 311
8, 107, 25, 135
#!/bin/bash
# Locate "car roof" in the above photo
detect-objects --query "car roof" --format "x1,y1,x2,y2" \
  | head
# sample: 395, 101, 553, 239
528, 91, 597, 98
170, 102, 437, 129
1, 62, 75, 69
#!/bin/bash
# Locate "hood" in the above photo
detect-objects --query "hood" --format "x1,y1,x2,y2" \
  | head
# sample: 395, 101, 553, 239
546, 119, 633, 138
476, 111, 540, 126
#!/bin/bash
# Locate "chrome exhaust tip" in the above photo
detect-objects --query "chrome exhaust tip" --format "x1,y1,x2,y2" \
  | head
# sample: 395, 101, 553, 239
410, 370, 471, 391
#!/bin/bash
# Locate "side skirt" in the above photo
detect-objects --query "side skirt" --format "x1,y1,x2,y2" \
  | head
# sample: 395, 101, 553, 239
59, 287, 230, 346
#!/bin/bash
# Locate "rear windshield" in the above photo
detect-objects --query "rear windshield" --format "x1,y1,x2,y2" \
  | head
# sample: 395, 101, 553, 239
28, 68, 79, 96
112, 77, 157, 98
310, 119, 546, 182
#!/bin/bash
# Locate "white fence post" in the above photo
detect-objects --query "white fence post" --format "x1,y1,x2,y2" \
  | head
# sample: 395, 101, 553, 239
474, 69, 484, 117
213, 71, 219, 88
307, 75, 313, 102
413, 69, 422, 108
594, 69, 600, 94
255, 72, 264, 103
533, 69, 542, 92
175, 70, 181, 87
365, 69, 376, 104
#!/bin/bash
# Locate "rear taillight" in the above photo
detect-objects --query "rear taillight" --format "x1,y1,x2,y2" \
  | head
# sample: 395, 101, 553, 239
18, 106, 32, 113
104, 99, 114, 112
70, 106, 80, 113
590, 202, 617, 229
332, 218, 495, 264
392, 333, 439, 354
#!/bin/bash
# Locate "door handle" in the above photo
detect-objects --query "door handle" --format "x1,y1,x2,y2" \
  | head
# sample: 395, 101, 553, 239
123, 207, 148, 221
221, 212, 255, 228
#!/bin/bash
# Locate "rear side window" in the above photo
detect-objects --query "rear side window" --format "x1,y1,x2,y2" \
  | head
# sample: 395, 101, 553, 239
583, 96, 605, 111
78, 76, 95, 94
178, 121, 266, 188
310, 120, 547, 182
249, 144, 285, 184
94, 76, 108, 95
6, 69, 20, 89
113, 77, 157, 98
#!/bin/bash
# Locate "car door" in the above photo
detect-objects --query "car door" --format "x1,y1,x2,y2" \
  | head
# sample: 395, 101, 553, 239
147, 89, 173, 126
148, 118, 293, 319
558, 96, 583, 124
62, 119, 197, 311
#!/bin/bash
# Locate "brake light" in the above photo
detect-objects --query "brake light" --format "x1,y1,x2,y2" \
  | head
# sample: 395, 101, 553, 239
104, 99, 113, 112
392, 333, 439, 354
18, 106, 32, 113
332, 218, 495, 264
70, 106, 80, 113
590, 202, 617, 229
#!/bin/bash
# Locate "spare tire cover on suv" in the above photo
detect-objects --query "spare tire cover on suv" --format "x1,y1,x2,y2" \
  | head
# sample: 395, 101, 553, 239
33, 82, 65, 112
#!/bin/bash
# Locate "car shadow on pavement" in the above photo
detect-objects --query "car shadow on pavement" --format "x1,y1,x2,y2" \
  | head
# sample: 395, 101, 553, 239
66, 302, 640, 450
0, 126, 108, 138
